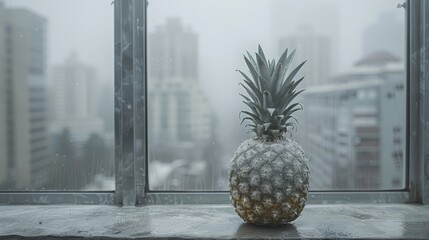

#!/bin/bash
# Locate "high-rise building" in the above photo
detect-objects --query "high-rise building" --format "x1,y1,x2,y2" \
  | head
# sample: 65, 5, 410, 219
299, 52, 405, 190
279, 26, 332, 87
51, 53, 104, 141
148, 18, 212, 147
148, 18, 215, 190
0, 4, 50, 189
149, 18, 198, 81
363, 12, 405, 61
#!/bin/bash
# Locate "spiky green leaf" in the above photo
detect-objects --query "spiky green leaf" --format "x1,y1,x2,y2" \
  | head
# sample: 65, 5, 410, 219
237, 46, 306, 139
239, 93, 251, 102
281, 60, 306, 88
239, 110, 263, 124
239, 83, 260, 104
246, 51, 258, 71
276, 77, 304, 105
243, 55, 259, 84
241, 117, 254, 125
248, 102, 270, 122
270, 62, 282, 95
242, 78, 263, 104
242, 101, 258, 115
237, 70, 260, 91
258, 45, 267, 64
262, 91, 274, 109
279, 49, 296, 84
255, 53, 270, 84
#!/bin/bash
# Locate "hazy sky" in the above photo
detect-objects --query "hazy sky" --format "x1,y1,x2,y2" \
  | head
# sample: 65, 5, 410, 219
3, 0, 114, 82
3, 0, 404, 80
148, 0, 405, 150
2, 0, 406, 155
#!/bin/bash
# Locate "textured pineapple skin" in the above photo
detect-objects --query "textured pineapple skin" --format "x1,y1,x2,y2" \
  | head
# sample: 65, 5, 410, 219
229, 137, 309, 226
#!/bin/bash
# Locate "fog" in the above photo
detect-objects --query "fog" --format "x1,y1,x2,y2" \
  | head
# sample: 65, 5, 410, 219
4, 0, 114, 82
147, 0, 405, 156
4, 0, 404, 81
0, 0, 406, 190
4, 0, 404, 121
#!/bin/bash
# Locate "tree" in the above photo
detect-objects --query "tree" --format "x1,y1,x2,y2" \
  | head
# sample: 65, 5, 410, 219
80, 133, 113, 184
50, 128, 78, 189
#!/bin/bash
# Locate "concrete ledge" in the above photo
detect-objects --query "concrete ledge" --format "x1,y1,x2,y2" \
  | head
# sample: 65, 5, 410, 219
0, 204, 429, 239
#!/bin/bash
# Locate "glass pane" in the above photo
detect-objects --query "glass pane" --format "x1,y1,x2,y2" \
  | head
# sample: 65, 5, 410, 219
148, 0, 406, 190
0, 0, 114, 190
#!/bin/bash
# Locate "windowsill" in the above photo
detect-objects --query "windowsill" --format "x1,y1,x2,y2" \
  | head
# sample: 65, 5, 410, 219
0, 204, 428, 239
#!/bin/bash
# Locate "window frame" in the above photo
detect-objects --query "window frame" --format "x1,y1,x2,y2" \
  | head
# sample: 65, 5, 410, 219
0, 0, 427, 205
136, 0, 428, 205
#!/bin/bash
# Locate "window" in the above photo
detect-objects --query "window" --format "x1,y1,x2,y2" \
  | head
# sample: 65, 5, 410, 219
0, 0, 114, 191
147, 0, 406, 191
0, 0, 428, 205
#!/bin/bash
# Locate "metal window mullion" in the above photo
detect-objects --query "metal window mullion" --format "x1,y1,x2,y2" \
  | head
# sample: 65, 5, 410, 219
134, 0, 147, 205
420, 0, 429, 204
114, 0, 123, 205
114, 0, 146, 206
408, 0, 429, 204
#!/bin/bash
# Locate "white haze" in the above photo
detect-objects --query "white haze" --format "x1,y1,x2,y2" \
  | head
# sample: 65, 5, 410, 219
4, 0, 405, 157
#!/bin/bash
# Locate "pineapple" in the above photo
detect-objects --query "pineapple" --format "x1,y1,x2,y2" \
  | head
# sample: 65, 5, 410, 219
229, 45, 309, 226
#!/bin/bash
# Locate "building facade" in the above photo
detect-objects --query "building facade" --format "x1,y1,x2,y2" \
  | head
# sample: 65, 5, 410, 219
148, 18, 213, 148
0, 4, 50, 189
148, 18, 215, 190
299, 52, 405, 190
149, 18, 198, 81
50, 53, 104, 141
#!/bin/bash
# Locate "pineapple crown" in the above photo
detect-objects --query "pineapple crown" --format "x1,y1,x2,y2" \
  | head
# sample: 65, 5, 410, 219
238, 45, 306, 141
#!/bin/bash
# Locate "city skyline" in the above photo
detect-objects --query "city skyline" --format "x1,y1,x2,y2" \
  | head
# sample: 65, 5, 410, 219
0, 2, 115, 190
0, 0, 407, 191
148, 18, 219, 190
